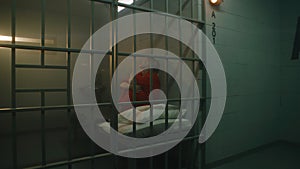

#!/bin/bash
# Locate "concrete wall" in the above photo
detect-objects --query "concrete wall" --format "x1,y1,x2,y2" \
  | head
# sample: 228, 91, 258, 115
279, 0, 300, 143
1, 0, 299, 168
204, 0, 282, 163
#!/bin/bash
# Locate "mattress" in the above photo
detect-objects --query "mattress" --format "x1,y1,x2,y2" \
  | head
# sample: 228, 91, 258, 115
99, 118, 191, 138
98, 104, 191, 138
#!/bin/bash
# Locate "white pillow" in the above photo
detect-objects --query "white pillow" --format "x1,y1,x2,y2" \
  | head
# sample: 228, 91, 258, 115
118, 104, 186, 124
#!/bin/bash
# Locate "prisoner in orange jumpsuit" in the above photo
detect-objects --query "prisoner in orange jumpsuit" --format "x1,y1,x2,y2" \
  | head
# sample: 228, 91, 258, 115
118, 59, 160, 112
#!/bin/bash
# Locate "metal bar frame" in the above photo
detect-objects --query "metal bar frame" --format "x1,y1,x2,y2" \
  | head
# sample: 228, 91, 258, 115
1, 0, 207, 168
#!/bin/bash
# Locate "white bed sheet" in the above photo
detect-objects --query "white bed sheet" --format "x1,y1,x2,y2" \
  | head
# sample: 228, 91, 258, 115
98, 118, 191, 137
98, 104, 191, 137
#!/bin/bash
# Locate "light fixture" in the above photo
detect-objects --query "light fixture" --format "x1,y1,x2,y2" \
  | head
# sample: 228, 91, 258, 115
118, 0, 134, 12
209, 0, 222, 6
0, 35, 54, 44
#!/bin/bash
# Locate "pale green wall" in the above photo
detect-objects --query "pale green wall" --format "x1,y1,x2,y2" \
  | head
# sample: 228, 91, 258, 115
279, 0, 300, 143
1, 0, 299, 168
204, 0, 282, 163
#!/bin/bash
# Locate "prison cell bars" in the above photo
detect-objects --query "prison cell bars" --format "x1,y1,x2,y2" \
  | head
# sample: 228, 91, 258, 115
0, 0, 207, 168
111, 1, 119, 169
132, 1, 137, 168
164, 1, 170, 168
11, 0, 17, 168
149, 1, 154, 168
67, 0, 73, 168
41, 0, 46, 166
90, 1, 97, 168
200, 0, 207, 168
178, 1, 183, 167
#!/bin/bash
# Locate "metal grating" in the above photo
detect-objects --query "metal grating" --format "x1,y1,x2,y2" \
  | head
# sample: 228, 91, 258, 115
0, 0, 207, 168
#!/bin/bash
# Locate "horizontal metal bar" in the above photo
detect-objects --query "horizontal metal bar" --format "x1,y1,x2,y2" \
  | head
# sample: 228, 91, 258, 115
15, 64, 68, 69
118, 52, 202, 62
0, 97, 206, 113
23, 134, 200, 169
0, 103, 112, 113
117, 97, 204, 106
89, 0, 112, 4
15, 88, 67, 93
0, 45, 203, 62
0, 105, 74, 113
0, 43, 78, 53
0, 43, 110, 55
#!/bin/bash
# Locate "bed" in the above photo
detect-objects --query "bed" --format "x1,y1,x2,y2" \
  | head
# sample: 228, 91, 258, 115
98, 104, 192, 138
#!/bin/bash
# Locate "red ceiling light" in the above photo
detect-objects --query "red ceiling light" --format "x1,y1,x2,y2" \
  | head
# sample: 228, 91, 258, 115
209, 0, 222, 6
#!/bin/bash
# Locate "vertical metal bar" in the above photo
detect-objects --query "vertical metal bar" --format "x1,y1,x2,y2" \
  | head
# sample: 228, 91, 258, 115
115, 0, 120, 117
133, 1, 137, 137
149, 21, 153, 169
111, 1, 117, 131
191, 0, 194, 19
149, 41, 154, 169
190, 44, 197, 169
41, 92, 46, 166
164, 0, 169, 131
193, 43, 198, 169
200, 0, 205, 22
164, 61, 169, 169
149, 0, 154, 135
149, 1, 154, 168
164, 61, 169, 129
41, 0, 45, 65
149, 54, 154, 135
178, 4, 183, 167
200, 0, 207, 168
67, 0, 73, 168
132, 3, 137, 168
189, 65, 196, 169
113, 0, 119, 128
164, 1, 169, 168
11, 0, 17, 168
90, 2, 96, 169
111, 1, 119, 169
41, 0, 46, 166
200, 67, 206, 169
179, 2, 183, 129
179, 0, 182, 17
